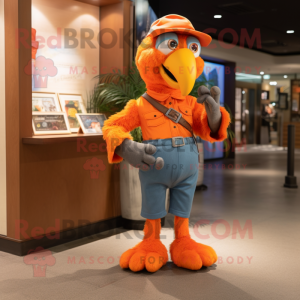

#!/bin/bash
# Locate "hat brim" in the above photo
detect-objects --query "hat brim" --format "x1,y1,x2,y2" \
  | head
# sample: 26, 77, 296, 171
148, 28, 212, 47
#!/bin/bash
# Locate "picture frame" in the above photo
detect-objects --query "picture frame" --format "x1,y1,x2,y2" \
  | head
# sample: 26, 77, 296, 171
32, 112, 71, 135
278, 93, 288, 110
261, 90, 269, 100
58, 94, 87, 133
76, 113, 107, 134
32, 92, 61, 112
292, 99, 299, 112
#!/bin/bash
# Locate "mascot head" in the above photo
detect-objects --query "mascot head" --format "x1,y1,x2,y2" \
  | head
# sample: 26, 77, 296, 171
136, 14, 212, 96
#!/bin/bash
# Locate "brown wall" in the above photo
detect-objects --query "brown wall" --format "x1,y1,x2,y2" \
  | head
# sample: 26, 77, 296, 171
100, 0, 133, 75
4, 0, 130, 241
20, 139, 120, 240
5, 0, 32, 239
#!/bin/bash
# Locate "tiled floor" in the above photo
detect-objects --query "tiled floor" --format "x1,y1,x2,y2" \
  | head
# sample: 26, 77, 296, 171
1, 145, 300, 299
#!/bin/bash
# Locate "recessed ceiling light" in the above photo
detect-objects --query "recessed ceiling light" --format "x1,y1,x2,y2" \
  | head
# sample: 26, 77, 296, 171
260, 71, 264, 75
284, 75, 288, 78
263, 75, 271, 79
270, 81, 277, 86
214, 15, 222, 18
287, 30, 294, 34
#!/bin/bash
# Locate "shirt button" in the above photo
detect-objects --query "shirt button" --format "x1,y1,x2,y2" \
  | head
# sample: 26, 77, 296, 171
169, 102, 172, 105
154, 115, 156, 117
174, 126, 176, 128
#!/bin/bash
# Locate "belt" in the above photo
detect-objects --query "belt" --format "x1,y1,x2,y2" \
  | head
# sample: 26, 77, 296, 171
143, 137, 195, 148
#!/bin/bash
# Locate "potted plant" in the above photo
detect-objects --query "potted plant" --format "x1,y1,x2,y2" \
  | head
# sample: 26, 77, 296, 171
87, 63, 147, 229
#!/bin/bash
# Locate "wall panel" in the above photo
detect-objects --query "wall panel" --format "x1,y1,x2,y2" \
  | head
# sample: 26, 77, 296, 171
0, 0, 7, 236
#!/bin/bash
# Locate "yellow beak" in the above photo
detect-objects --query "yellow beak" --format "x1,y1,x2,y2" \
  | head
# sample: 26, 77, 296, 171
159, 48, 197, 96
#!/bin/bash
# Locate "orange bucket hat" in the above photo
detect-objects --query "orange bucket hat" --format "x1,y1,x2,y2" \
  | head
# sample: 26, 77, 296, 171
147, 14, 212, 47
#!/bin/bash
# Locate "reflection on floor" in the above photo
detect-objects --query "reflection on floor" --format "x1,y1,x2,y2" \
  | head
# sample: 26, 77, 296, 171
0, 147, 299, 300
236, 144, 300, 153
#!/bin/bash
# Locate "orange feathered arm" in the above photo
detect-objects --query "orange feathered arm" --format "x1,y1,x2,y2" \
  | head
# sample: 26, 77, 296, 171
102, 100, 141, 164
192, 102, 231, 143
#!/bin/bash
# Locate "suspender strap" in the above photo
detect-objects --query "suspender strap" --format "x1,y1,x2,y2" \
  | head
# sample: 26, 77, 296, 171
142, 92, 200, 161
142, 92, 193, 135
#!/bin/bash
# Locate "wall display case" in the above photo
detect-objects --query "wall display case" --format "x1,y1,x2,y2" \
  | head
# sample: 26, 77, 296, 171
1, 0, 133, 255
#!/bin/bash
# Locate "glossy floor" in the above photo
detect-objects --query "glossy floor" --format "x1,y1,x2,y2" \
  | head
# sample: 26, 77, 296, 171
0, 145, 299, 300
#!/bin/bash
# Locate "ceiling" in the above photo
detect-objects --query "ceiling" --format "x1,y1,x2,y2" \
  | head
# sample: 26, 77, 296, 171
75, 0, 122, 7
149, 0, 300, 56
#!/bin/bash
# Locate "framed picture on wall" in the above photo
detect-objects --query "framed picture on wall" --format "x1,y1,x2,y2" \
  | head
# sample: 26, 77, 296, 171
292, 99, 299, 112
278, 93, 288, 110
58, 94, 87, 133
32, 92, 61, 112
261, 90, 270, 100
76, 113, 107, 134
32, 112, 71, 135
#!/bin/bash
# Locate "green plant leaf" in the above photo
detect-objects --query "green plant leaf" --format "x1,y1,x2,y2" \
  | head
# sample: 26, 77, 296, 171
89, 62, 146, 141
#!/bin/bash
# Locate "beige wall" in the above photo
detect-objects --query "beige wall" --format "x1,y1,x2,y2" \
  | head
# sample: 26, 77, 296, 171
0, 0, 7, 236
32, 0, 100, 107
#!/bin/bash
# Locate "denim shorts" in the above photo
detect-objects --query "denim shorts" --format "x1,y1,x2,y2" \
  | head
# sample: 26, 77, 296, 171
139, 137, 199, 219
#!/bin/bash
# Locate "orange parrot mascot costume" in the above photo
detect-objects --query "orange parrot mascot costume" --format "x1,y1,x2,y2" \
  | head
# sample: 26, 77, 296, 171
103, 15, 230, 272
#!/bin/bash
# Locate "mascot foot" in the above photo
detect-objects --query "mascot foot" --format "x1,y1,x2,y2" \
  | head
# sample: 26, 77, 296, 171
119, 219, 168, 272
170, 216, 217, 270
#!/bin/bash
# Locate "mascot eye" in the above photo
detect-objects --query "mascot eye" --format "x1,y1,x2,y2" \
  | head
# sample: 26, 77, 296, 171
189, 43, 198, 53
187, 36, 201, 57
168, 39, 178, 50
156, 32, 179, 55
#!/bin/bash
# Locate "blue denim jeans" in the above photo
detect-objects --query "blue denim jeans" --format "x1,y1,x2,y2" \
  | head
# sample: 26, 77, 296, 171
139, 137, 199, 219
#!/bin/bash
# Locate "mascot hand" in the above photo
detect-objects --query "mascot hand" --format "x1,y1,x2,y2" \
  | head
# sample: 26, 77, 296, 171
115, 139, 164, 171
197, 86, 222, 133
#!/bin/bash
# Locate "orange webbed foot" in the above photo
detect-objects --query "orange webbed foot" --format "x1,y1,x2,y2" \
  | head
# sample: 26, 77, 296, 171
170, 236, 217, 270
170, 236, 218, 270
120, 239, 168, 272
119, 219, 168, 273
171, 216, 217, 270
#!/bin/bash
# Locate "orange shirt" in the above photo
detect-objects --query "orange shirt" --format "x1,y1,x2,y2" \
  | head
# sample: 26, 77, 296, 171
103, 88, 230, 164
138, 89, 194, 140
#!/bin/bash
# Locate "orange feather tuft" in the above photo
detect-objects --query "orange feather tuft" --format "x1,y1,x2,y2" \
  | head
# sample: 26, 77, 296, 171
102, 100, 140, 163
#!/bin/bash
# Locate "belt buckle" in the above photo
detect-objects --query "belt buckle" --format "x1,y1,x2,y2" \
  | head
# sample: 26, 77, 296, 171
165, 108, 182, 123
172, 136, 185, 147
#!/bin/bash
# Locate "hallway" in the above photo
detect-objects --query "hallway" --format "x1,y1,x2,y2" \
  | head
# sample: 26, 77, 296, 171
1, 146, 299, 300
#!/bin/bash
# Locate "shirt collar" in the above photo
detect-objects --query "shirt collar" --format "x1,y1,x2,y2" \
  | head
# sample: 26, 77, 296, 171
146, 86, 186, 101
